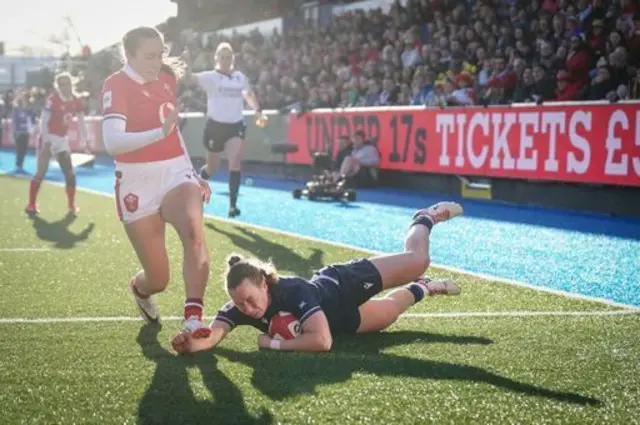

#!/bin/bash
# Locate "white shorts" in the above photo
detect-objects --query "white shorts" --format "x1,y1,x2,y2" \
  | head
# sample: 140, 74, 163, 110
114, 156, 199, 224
41, 134, 70, 156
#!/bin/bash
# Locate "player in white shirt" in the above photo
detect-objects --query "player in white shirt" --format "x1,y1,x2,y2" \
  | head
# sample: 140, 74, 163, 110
184, 42, 267, 218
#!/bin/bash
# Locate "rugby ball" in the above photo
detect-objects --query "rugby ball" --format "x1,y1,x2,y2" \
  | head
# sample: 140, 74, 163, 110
268, 312, 302, 340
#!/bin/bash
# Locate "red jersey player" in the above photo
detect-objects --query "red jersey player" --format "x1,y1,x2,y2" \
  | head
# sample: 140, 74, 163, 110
26, 73, 88, 215
101, 26, 212, 337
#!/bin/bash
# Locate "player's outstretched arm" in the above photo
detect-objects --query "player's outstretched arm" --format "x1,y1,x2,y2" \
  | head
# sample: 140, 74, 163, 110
258, 311, 333, 352
179, 49, 201, 87
172, 321, 231, 354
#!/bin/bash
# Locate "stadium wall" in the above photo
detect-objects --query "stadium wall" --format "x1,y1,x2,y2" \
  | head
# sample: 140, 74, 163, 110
2, 101, 639, 217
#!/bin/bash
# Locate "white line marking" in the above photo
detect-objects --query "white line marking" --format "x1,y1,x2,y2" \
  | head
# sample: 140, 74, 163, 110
402, 310, 639, 318
2, 172, 638, 311
0, 310, 637, 324
0, 248, 50, 252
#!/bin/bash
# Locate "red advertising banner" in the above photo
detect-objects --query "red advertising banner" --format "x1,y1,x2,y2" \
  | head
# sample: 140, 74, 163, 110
286, 103, 640, 187
2, 117, 105, 153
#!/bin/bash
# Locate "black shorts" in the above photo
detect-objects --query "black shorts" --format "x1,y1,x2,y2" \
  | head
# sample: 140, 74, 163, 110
202, 119, 246, 153
313, 258, 383, 334
348, 166, 376, 188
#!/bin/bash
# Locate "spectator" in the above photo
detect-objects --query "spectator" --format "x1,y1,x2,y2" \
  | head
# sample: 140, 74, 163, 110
339, 130, 380, 188
39, 0, 637, 113
379, 78, 399, 106
529, 63, 556, 102
555, 69, 582, 100
513, 67, 535, 102
585, 63, 616, 99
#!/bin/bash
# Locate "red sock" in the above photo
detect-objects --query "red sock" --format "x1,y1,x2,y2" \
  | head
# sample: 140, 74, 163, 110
28, 179, 41, 205
184, 298, 204, 321
66, 184, 76, 207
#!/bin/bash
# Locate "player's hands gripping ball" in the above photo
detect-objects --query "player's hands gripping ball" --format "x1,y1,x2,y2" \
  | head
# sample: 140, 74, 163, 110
268, 312, 302, 340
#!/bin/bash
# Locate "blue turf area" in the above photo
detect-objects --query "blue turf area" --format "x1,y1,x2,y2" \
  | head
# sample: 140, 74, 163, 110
2, 149, 639, 308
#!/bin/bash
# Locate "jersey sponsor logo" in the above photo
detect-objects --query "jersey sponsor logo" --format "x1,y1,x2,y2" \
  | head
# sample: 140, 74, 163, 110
123, 193, 139, 213
103, 91, 112, 110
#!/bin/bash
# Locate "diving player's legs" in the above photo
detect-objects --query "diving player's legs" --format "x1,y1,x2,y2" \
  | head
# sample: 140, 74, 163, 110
356, 201, 463, 333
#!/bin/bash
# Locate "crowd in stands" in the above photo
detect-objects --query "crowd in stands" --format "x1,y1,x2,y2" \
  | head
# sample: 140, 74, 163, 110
3, 0, 640, 120
179, 0, 640, 111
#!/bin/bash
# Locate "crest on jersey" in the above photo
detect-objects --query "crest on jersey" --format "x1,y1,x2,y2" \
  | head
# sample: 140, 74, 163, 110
164, 83, 172, 94
123, 193, 139, 213
103, 91, 112, 109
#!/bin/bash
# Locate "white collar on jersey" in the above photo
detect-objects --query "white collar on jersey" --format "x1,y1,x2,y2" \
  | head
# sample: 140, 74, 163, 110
57, 91, 71, 102
123, 64, 146, 85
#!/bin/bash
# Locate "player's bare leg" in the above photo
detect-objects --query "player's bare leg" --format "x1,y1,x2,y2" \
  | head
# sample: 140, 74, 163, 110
161, 182, 211, 338
26, 143, 52, 215
124, 213, 169, 324
357, 202, 463, 333
200, 151, 221, 180
225, 137, 247, 218
56, 151, 78, 214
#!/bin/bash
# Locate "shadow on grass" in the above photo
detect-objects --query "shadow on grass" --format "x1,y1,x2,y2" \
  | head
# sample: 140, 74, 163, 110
30, 212, 95, 249
206, 223, 325, 277
136, 324, 273, 425
213, 330, 599, 406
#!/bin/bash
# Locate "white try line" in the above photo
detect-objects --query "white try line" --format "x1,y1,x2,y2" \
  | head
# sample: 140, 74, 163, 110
2, 171, 639, 311
0, 310, 637, 325
0, 248, 50, 252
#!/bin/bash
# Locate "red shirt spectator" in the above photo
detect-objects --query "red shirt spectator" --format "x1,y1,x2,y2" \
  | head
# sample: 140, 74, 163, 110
588, 20, 607, 56
565, 36, 591, 86
555, 70, 583, 100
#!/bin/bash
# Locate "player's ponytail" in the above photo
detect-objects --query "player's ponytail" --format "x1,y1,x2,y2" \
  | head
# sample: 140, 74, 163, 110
160, 56, 186, 80
225, 254, 280, 293
227, 253, 243, 267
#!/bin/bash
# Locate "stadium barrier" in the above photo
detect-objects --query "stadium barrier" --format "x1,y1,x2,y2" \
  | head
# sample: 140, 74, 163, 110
2, 100, 639, 187
286, 101, 640, 188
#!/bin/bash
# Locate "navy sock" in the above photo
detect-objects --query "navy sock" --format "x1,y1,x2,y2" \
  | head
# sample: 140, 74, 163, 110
229, 171, 241, 208
407, 283, 426, 303
410, 215, 434, 231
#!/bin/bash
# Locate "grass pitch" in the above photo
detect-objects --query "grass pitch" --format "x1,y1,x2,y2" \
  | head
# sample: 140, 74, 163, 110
0, 175, 638, 425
